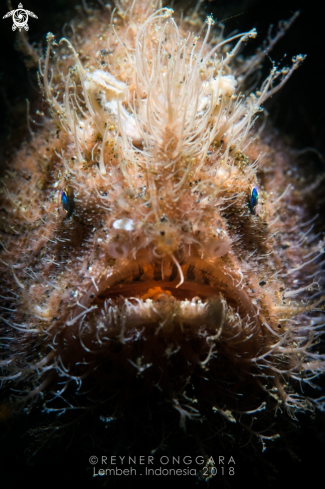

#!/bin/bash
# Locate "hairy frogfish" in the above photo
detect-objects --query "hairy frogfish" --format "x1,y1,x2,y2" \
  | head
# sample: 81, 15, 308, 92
1, 0, 324, 469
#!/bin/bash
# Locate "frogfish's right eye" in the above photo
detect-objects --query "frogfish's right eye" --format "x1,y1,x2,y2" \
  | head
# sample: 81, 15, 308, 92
59, 188, 73, 217
61, 190, 69, 212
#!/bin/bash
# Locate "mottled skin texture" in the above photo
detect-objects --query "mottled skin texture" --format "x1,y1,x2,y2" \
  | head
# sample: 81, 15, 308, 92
0, 0, 324, 458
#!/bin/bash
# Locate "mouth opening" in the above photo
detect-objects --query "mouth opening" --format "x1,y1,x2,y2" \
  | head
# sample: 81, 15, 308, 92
96, 278, 237, 305
72, 253, 260, 334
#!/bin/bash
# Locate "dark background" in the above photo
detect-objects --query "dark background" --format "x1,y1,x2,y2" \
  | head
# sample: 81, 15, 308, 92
0, 0, 324, 487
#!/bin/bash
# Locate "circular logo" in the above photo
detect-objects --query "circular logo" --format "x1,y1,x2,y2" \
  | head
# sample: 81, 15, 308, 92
89, 455, 98, 465
13, 9, 28, 29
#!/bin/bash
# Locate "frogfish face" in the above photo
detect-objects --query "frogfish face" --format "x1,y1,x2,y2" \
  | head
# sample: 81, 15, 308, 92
0, 0, 324, 453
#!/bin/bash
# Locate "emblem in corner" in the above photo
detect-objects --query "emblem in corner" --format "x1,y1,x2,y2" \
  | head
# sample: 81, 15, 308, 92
3, 3, 38, 32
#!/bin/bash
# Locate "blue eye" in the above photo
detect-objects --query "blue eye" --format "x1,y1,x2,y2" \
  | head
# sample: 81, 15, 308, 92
61, 190, 70, 213
249, 187, 258, 214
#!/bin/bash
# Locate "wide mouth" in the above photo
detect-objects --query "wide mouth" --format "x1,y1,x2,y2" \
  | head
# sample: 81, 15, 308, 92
65, 250, 260, 335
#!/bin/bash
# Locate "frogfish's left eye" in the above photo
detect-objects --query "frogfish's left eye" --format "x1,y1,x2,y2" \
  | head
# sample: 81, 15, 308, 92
249, 187, 258, 214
